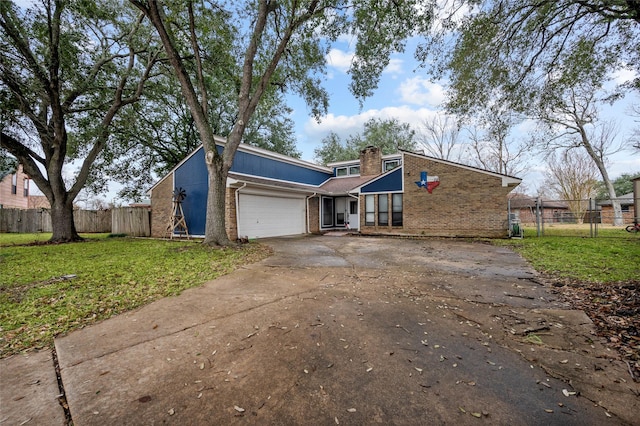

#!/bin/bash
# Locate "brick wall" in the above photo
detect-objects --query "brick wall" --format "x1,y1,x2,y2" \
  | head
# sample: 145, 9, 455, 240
360, 154, 516, 238
225, 187, 238, 241
308, 196, 320, 233
150, 176, 174, 237
359, 146, 382, 176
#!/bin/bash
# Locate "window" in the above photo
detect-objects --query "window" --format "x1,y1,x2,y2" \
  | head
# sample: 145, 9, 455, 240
322, 197, 334, 227
378, 194, 388, 226
621, 205, 630, 213
365, 195, 375, 226
349, 200, 358, 215
11, 173, 17, 195
384, 159, 400, 171
335, 164, 360, 177
23, 179, 29, 197
392, 193, 403, 226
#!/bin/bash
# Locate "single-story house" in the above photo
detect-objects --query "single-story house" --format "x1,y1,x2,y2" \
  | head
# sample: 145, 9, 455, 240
149, 137, 521, 239
598, 192, 635, 225
508, 195, 574, 225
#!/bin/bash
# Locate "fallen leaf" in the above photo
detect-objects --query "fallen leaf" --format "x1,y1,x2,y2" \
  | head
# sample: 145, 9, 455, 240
471, 412, 482, 418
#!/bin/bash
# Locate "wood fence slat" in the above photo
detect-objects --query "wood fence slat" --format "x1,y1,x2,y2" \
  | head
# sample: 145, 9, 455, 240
0, 208, 149, 236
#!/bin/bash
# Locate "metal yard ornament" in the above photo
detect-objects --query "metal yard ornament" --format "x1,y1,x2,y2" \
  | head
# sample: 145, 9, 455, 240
415, 171, 440, 194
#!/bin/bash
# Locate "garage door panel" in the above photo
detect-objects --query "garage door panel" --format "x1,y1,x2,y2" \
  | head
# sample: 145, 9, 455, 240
238, 193, 306, 238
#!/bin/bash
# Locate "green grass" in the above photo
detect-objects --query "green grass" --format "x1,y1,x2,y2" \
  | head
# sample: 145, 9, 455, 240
0, 234, 270, 356
495, 226, 640, 282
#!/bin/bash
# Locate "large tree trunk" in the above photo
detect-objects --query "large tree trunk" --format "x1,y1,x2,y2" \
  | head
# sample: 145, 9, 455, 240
49, 196, 80, 242
578, 127, 624, 226
203, 149, 232, 246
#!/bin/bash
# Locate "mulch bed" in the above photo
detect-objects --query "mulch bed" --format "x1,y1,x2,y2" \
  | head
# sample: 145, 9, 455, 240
549, 277, 640, 382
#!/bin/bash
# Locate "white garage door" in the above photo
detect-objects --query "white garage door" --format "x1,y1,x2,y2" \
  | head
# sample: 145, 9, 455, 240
238, 193, 306, 239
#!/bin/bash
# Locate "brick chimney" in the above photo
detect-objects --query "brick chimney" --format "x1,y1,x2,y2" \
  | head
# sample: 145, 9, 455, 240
359, 146, 382, 176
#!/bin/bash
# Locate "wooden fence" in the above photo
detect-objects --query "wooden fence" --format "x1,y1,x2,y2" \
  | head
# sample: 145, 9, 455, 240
112, 207, 150, 237
0, 208, 150, 236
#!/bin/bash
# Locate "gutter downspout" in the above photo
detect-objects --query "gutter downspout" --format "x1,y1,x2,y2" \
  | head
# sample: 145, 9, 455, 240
235, 183, 248, 239
306, 193, 317, 234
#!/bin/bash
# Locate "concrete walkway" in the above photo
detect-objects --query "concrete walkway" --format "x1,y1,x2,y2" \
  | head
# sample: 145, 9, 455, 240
1, 235, 637, 425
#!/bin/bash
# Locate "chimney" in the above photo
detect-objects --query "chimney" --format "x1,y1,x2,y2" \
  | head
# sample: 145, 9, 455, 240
359, 146, 382, 176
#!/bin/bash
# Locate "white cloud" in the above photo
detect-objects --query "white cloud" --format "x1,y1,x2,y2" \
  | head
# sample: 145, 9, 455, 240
299, 106, 444, 160
383, 58, 404, 76
398, 76, 446, 107
326, 48, 354, 73
326, 49, 404, 76
611, 68, 638, 86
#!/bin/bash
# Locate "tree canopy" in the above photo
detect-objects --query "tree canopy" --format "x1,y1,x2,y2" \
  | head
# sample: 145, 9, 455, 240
314, 117, 417, 165
421, 0, 640, 119
131, 0, 433, 245
0, 0, 158, 241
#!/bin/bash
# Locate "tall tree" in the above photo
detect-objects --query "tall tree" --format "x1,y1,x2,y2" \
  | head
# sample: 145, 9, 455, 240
0, 1, 158, 242
314, 117, 417, 165
595, 172, 640, 199
544, 149, 599, 224
465, 112, 531, 177
416, 114, 464, 161
94, 67, 299, 201
131, 0, 432, 246
422, 0, 640, 118
421, 0, 637, 224
535, 83, 629, 225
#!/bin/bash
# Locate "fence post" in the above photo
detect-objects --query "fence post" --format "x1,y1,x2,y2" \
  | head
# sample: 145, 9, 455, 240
535, 196, 541, 237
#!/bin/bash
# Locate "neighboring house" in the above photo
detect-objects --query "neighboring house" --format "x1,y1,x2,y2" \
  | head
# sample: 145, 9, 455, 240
149, 137, 521, 239
508, 195, 573, 225
0, 164, 30, 209
598, 193, 635, 225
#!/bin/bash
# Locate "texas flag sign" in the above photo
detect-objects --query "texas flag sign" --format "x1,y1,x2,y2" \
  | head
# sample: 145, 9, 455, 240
415, 171, 440, 194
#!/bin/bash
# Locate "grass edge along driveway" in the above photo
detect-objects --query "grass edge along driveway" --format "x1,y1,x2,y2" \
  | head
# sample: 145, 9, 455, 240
0, 234, 271, 357
1, 230, 638, 357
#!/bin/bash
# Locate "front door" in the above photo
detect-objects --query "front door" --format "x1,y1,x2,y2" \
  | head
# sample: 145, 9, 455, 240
348, 199, 359, 230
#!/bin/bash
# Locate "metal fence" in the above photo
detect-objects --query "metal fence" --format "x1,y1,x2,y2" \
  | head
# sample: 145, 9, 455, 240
508, 196, 638, 238
0, 208, 150, 236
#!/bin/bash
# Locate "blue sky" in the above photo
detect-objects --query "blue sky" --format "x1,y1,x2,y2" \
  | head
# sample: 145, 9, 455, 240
288, 36, 640, 195
13, 1, 639, 203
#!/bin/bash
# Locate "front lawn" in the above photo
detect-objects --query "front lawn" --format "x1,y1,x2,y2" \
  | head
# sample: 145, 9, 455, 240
496, 227, 639, 283
0, 234, 270, 357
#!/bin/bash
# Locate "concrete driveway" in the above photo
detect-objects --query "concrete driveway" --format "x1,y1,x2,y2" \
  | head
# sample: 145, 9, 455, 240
3, 235, 638, 425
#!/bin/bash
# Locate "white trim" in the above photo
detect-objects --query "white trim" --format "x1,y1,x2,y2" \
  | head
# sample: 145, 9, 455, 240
227, 171, 323, 191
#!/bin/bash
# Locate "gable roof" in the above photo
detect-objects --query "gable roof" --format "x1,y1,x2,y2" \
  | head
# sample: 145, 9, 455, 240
400, 150, 522, 187
148, 139, 332, 194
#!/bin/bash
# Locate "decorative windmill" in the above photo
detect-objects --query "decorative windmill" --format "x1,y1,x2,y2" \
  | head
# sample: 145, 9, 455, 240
167, 187, 189, 239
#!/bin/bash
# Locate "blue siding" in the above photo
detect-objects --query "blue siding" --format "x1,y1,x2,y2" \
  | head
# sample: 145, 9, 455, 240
230, 148, 331, 185
173, 146, 333, 235
361, 168, 403, 193
175, 149, 208, 235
